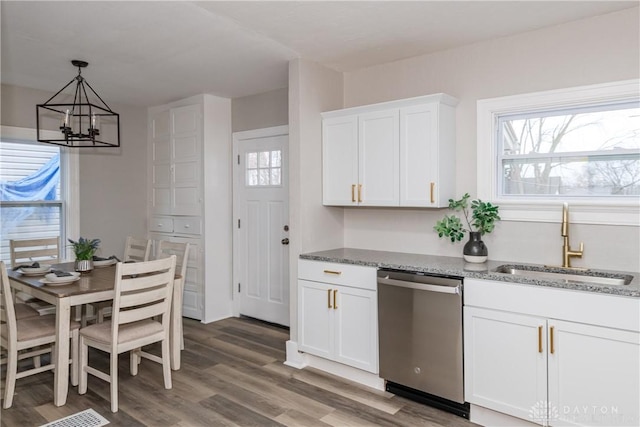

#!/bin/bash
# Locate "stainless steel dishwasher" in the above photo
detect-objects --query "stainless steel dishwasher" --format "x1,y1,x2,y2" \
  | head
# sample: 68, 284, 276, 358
377, 269, 469, 418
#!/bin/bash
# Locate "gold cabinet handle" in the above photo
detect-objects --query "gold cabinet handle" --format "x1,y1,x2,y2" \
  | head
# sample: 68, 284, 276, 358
333, 289, 338, 310
358, 184, 362, 203
550, 326, 555, 354
351, 184, 356, 203
538, 326, 543, 353
327, 289, 332, 309
430, 182, 435, 203
323, 270, 342, 275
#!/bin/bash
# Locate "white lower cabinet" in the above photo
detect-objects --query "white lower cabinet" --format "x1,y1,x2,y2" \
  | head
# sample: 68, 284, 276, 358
150, 233, 203, 320
464, 279, 640, 427
298, 260, 378, 373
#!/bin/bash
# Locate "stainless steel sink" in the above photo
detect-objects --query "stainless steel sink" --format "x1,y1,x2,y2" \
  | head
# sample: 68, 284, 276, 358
494, 265, 633, 286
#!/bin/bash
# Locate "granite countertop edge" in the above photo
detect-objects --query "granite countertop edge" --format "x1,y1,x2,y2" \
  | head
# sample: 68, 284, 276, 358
299, 248, 640, 298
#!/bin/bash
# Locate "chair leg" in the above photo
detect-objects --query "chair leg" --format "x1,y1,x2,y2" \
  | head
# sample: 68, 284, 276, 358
162, 338, 172, 390
3, 348, 17, 409
130, 349, 140, 376
70, 329, 79, 386
34, 354, 42, 368
110, 352, 118, 412
78, 336, 88, 395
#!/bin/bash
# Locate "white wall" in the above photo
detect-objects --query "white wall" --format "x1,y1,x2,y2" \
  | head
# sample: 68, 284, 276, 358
232, 87, 289, 132
1, 83, 148, 258
288, 58, 345, 337
341, 8, 640, 271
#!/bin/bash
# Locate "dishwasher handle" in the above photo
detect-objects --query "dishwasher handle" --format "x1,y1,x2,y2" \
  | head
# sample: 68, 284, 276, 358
377, 276, 460, 294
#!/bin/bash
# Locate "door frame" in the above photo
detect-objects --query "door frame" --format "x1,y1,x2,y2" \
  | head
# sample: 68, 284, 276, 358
232, 125, 289, 319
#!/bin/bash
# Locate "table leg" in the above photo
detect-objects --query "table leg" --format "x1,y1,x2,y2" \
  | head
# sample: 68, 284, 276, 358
170, 278, 183, 370
54, 299, 71, 406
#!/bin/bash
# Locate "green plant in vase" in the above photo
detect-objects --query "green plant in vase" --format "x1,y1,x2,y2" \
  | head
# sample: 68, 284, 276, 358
434, 193, 500, 263
68, 237, 100, 271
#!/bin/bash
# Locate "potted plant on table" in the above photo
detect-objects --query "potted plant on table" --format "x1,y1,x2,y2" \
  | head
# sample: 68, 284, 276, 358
434, 193, 500, 263
68, 237, 101, 272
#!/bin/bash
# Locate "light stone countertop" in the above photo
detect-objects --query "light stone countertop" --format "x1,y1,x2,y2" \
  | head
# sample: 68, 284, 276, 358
299, 248, 640, 298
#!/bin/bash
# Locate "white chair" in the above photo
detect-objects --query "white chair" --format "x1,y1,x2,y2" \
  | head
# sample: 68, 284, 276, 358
89, 236, 153, 325
123, 236, 152, 262
156, 240, 190, 368
9, 237, 60, 307
9, 237, 60, 267
0, 261, 80, 409
78, 256, 176, 413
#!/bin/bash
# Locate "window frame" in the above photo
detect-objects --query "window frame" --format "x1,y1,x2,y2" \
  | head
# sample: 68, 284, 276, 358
0, 126, 79, 260
477, 79, 640, 226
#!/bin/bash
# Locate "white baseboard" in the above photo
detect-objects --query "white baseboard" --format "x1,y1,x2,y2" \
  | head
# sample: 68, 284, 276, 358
471, 404, 540, 427
284, 340, 384, 391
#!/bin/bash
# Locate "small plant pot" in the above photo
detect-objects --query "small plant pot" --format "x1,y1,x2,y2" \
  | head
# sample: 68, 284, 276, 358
75, 259, 94, 273
463, 231, 488, 263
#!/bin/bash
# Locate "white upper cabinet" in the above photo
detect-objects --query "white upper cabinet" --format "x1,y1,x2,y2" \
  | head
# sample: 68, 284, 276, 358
150, 104, 202, 216
322, 94, 458, 208
322, 115, 358, 206
358, 109, 399, 206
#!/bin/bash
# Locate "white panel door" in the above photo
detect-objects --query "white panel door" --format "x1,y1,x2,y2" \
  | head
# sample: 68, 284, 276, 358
322, 115, 359, 205
171, 104, 202, 216
150, 110, 172, 214
464, 307, 548, 425
548, 320, 640, 427
333, 285, 378, 373
358, 109, 399, 206
234, 130, 289, 326
400, 103, 438, 207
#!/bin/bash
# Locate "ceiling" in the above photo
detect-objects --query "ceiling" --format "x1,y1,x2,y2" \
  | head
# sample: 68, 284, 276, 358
1, 1, 637, 107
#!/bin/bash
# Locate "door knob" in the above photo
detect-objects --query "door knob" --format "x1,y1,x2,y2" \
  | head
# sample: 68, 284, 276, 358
281, 238, 289, 245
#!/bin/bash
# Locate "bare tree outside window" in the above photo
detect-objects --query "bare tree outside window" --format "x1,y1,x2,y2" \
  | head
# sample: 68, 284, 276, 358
498, 104, 640, 198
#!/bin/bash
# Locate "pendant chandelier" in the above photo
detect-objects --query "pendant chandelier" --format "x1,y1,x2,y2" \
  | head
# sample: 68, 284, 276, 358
36, 60, 120, 148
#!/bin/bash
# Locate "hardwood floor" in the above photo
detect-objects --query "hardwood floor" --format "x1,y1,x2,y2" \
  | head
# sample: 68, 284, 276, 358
1, 317, 479, 426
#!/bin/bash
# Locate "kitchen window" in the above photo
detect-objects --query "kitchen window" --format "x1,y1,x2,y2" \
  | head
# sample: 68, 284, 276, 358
477, 80, 640, 225
0, 126, 79, 263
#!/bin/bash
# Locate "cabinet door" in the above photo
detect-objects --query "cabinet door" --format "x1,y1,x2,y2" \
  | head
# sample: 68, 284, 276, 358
171, 104, 202, 215
333, 285, 378, 373
150, 233, 203, 320
464, 307, 548, 425
298, 280, 333, 359
548, 320, 640, 427
358, 109, 399, 206
400, 104, 438, 207
322, 115, 358, 206
150, 110, 172, 214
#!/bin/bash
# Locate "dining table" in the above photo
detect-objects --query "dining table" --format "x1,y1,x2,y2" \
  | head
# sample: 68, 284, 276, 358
7, 261, 184, 407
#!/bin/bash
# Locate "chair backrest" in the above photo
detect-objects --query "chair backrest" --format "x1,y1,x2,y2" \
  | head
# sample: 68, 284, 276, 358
156, 241, 190, 281
110, 256, 176, 344
9, 238, 60, 267
0, 261, 18, 345
123, 236, 151, 262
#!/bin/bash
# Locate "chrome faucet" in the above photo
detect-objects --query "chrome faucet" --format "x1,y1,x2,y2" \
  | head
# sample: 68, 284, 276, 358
561, 203, 584, 268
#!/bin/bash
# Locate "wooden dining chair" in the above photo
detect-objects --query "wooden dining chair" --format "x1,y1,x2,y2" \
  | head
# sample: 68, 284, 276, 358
123, 236, 152, 263
9, 237, 60, 267
88, 236, 153, 325
78, 255, 176, 413
0, 261, 80, 409
8, 238, 58, 312
156, 240, 190, 368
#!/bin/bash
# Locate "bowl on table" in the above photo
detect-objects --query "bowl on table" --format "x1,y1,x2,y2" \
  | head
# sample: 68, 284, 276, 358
44, 271, 81, 283
19, 264, 52, 275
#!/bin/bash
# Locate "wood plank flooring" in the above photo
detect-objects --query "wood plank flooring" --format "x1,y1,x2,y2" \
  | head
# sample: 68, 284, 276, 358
1, 317, 479, 427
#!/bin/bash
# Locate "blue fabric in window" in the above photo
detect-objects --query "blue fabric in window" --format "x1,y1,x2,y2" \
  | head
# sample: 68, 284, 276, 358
0, 153, 60, 237
0, 153, 59, 201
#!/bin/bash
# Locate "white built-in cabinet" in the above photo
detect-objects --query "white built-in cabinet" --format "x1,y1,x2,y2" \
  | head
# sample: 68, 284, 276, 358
148, 94, 232, 323
297, 260, 378, 373
464, 278, 640, 427
322, 94, 458, 207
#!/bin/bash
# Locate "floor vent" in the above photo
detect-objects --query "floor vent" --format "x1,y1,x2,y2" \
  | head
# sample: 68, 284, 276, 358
41, 409, 109, 427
